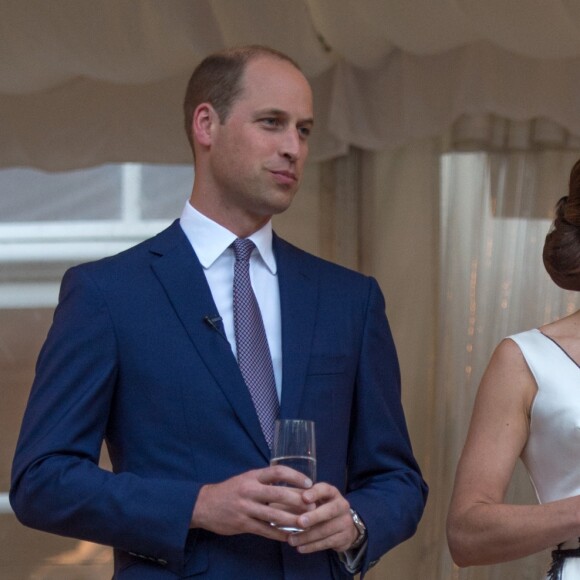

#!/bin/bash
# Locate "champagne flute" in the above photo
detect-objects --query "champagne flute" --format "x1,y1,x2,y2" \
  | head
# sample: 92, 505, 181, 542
270, 419, 316, 533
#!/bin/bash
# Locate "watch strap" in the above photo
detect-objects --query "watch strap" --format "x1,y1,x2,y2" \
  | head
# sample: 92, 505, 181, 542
349, 508, 367, 550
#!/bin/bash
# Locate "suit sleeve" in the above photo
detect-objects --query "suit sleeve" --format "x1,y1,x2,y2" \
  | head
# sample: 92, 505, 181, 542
346, 277, 428, 574
10, 266, 199, 574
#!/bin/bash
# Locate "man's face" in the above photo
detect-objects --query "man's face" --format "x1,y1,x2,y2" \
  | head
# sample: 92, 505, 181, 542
206, 56, 314, 228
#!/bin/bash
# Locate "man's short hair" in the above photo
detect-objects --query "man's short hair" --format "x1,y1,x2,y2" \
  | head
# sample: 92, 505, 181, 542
183, 45, 302, 151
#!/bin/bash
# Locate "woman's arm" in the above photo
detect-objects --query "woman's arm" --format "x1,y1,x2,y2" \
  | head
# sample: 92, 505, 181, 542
447, 338, 580, 567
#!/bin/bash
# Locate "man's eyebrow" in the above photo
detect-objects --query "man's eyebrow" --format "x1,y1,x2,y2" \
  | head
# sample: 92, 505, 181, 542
254, 108, 286, 118
254, 108, 314, 125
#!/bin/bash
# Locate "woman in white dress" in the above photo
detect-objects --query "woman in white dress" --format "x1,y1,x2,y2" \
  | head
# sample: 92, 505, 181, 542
447, 158, 580, 580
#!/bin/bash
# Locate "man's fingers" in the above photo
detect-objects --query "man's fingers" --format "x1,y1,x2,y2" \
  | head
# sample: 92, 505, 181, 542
301, 481, 336, 504
291, 530, 352, 554
192, 468, 321, 541
288, 511, 355, 553
263, 485, 308, 507
257, 465, 313, 488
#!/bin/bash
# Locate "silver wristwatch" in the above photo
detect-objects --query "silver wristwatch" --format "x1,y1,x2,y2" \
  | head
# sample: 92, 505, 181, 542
349, 508, 367, 550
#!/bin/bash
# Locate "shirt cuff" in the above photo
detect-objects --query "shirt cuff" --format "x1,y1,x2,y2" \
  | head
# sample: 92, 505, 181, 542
338, 539, 368, 574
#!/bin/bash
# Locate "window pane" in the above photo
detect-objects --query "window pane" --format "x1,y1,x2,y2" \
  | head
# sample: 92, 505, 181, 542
140, 164, 193, 219
0, 167, 123, 221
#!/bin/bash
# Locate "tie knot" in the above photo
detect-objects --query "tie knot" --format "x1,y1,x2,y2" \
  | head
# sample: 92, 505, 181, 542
233, 238, 255, 262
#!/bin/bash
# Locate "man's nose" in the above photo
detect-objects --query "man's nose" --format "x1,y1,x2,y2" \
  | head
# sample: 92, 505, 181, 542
280, 129, 301, 161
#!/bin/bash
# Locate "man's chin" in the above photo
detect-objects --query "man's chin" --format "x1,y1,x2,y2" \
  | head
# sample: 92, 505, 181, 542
247, 187, 299, 219
269, 189, 298, 214
270, 202, 293, 215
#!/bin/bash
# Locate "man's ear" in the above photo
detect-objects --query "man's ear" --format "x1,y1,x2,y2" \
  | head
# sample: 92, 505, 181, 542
192, 103, 217, 149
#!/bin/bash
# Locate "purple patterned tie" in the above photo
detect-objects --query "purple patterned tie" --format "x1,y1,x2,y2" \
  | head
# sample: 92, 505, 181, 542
232, 238, 280, 448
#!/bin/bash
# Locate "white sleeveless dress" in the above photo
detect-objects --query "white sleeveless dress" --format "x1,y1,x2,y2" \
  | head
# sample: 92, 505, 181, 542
511, 329, 580, 579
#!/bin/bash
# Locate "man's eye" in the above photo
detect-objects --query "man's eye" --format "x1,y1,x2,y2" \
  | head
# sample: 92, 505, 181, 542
298, 126, 311, 138
262, 118, 280, 127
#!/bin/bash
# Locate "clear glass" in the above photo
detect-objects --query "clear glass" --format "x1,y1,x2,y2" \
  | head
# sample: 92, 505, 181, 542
270, 419, 316, 533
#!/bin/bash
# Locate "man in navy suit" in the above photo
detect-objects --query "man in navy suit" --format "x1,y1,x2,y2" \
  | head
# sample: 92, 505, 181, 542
11, 45, 427, 579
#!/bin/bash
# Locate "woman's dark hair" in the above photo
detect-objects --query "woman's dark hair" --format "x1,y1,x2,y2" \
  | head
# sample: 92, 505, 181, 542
543, 158, 580, 291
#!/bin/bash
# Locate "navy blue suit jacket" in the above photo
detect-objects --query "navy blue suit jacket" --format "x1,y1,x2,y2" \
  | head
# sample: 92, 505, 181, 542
11, 221, 427, 579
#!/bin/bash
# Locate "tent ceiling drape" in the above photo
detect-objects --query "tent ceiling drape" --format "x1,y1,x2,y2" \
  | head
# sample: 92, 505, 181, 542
3, 0, 580, 170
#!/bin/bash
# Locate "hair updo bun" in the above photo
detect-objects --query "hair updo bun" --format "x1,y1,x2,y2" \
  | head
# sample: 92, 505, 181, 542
543, 158, 580, 291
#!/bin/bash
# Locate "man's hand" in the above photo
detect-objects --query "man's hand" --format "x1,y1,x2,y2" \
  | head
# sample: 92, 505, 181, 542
191, 466, 313, 540
286, 483, 359, 553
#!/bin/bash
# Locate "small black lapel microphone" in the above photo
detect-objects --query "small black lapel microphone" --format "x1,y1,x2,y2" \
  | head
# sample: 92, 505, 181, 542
203, 315, 223, 333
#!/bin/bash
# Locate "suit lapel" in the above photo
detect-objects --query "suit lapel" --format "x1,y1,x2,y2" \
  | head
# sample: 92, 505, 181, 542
149, 222, 270, 460
275, 236, 319, 420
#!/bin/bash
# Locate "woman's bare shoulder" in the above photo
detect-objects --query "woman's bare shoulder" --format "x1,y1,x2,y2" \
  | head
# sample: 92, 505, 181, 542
476, 336, 536, 412
489, 336, 528, 369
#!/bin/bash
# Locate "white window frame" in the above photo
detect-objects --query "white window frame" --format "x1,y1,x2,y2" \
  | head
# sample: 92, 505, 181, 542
0, 164, 186, 308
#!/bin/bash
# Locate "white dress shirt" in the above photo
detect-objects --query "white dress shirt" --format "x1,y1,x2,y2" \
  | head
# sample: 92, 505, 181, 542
179, 201, 282, 401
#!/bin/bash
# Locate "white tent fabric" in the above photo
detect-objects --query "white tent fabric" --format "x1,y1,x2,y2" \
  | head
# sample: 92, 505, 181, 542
3, 0, 580, 170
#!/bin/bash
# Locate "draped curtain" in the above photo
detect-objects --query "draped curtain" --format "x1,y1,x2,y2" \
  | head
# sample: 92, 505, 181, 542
432, 149, 580, 579
4, 0, 580, 169
317, 134, 580, 579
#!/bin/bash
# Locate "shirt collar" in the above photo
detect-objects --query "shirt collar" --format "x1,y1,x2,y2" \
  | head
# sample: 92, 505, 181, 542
179, 202, 277, 274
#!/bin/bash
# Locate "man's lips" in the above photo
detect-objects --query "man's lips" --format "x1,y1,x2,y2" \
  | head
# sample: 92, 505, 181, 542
270, 169, 297, 185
